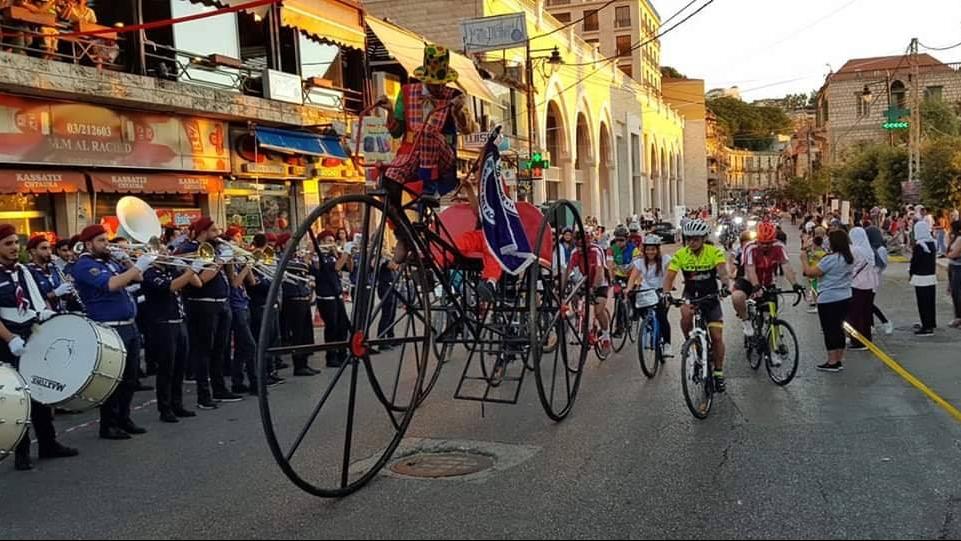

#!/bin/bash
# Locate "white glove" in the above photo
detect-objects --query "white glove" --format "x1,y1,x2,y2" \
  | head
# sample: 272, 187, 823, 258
134, 254, 157, 272
191, 260, 207, 273
53, 282, 74, 296
112, 249, 130, 262
7, 336, 25, 357
38, 309, 56, 322
219, 246, 234, 260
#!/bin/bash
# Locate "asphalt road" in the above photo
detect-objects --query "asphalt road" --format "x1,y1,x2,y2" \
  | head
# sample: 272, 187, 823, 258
3, 222, 961, 540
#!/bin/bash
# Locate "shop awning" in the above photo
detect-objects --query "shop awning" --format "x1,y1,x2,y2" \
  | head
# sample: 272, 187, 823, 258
365, 16, 496, 103
254, 127, 350, 159
0, 170, 85, 194
89, 172, 224, 194
188, 0, 365, 51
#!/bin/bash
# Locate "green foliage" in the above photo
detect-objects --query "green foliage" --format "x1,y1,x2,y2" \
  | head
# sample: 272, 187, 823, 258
874, 146, 908, 209
921, 99, 961, 138
783, 171, 831, 205
835, 144, 882, 209
920, 136, 961, 212
660, 66, 686, 79
707, 97, 792, 151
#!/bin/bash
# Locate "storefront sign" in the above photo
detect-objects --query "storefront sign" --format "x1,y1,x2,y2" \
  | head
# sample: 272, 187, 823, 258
263, 69, 303, 105
90, 172, 224, 193
155, 208, 203, 228
461, 13, 527, 53
356, 116, 394, 162
0, 169, 85, 193
0, 95, 228, 172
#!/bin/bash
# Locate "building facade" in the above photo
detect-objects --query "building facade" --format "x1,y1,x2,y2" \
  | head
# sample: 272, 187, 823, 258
662, 77, 708, 211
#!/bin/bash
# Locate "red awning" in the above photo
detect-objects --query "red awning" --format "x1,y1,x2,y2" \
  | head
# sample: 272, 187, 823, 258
89, 172, 224, 194
0, 169, 86, 194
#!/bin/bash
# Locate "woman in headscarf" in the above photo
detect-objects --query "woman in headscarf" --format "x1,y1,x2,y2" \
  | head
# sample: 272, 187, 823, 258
846, 227, 880, 349
866, 225, 893, 335
910, 220, 938, 336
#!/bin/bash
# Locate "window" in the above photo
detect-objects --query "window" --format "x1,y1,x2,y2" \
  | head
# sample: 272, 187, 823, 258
855, 92, 871, 117
615, 6, 631, 28
553, 12, 571, 23
548, 0, 570, 4
618, 63, 632, 78
546, 181, 560, 201
616, 35, 632, 58
891, 80, 907, 109
925, 86, 943, 102
583, 10, 599, 31
575, 183, 583, 202
585, 38, 599, 48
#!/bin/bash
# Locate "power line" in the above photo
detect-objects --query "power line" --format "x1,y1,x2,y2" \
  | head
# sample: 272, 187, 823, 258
659, 0, 702, 27
919, 39, 961, 52
531, 0, 619, 40
538, 0, 717, 106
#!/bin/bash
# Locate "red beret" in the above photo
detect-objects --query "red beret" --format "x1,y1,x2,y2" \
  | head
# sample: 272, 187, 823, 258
190, 216, 214, 234
265, 233, 277, 243
79, 224, 107, 242
26, 234, 48, 250
0, 224, 15, 241
319, 229, 335, 240
274, 232, 291, 248
223, 226, 242, 240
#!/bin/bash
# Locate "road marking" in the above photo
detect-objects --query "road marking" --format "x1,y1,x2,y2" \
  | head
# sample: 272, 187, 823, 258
845, 322, 961, 424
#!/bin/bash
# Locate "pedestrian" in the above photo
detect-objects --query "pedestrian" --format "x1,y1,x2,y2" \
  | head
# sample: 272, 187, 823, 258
800, 230, 854, 372
866, 225, 893, 335
910, 220, 938, 336
948, 220, 961, 329
936, 210, 951, 257
847, 227, 879, 350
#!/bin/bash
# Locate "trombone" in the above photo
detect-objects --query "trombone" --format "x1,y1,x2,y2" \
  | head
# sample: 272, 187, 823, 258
213, 239, 312, 285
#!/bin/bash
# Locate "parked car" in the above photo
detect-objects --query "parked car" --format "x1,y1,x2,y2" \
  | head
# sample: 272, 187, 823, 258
650, 221, 677, 244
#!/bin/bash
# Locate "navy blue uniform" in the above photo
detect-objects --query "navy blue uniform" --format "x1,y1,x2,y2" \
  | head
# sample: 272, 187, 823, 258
313, 253, 349, 367
70, 254, 140, 432
142, 266, 189, 415
281, 261, 315, 370
228, 266, 257, 389
26, 262, 64, 313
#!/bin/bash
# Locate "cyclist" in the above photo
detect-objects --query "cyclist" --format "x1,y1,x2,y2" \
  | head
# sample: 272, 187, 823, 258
663, 219, 733, 392
627, 234, 673, 357
627, 221, 644, 247
731, 222, 805, 337
566, 230, 612, 354
608, 225, 639, 337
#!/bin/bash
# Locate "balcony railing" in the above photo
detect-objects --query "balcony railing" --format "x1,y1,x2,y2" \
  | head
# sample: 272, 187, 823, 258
0, 18, 124, 71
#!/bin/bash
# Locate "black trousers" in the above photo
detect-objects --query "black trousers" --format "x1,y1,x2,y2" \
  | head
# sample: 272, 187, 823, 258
848, 288, 875, 342
1, 329, 57, 457
376, 287, 397, 340
317, 298, 349, 365
281, 299, 314, 369
818, 299, 851, 352
950, 266, 961, 319
136, 309, 155, 375
149, 321, 188, 414
230, 307, 257, 386
101, 323, 141, 430
186, 300, 232, 402
915, 285, 938, 330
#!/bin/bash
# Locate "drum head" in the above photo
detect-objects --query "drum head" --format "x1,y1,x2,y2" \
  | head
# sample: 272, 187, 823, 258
19, 314, 101, 406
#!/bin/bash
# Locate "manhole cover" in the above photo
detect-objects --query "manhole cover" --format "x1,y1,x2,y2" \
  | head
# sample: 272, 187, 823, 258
389, 452, 495, 478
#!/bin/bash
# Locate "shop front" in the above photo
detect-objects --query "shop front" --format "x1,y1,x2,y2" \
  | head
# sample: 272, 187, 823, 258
0, 169, 86, 240
89, 172, 224, 235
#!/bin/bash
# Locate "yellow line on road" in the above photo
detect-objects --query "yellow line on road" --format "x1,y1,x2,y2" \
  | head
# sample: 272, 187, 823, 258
844, 322, 961, 424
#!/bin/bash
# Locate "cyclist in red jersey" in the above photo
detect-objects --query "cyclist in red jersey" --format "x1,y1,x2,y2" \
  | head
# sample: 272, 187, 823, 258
565, 230, 612, 353
731, 222, 804, 337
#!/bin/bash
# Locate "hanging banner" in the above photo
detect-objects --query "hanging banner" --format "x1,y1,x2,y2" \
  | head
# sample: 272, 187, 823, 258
0, 95, 228, 172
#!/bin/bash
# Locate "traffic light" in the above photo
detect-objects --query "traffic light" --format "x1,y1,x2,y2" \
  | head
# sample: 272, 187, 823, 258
883, 121, 909, 130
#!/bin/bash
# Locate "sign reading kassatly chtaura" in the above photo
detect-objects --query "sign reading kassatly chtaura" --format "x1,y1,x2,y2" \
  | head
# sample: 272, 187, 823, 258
0, 94, 229, 172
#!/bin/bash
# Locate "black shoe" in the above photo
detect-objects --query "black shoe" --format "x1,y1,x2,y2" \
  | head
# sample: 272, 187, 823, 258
160, 411, 180, 423
173, 408, 197, 418
197, 401, 219, 411
134, 383, 154, 392
212, 391, 244, 402
14, 453, 33, 471
38, 442, 79, 459
267, 374, 285, 386
293, 367, 319, 377
100, 426, 132, 440
118, 420, 147, 435
915, 328, 935, 337
713, 373, 726, 393
232, 384, 250, 394
816, 362, 844, 372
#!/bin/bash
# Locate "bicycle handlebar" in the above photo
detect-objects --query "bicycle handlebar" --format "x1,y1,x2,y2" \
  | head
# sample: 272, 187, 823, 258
759, 286, 803, 307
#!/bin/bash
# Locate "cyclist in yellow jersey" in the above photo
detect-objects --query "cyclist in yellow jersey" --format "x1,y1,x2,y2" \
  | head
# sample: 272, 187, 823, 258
663, 219, 734, 393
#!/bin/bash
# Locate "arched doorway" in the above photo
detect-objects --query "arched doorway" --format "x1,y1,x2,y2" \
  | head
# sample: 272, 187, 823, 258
598, 123, 613, 225
575, 112, 592, 213
545, 100, 565, 202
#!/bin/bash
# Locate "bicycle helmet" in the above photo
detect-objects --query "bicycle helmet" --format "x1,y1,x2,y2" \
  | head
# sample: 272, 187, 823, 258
614, 225, 629, 238
642, 234, 662, 246
682, 218, 711, 237
628, 222, 641, 233
757, 221, 777, 243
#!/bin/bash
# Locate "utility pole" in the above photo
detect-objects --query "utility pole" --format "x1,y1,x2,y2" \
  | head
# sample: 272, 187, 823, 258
908, 37, 921, 185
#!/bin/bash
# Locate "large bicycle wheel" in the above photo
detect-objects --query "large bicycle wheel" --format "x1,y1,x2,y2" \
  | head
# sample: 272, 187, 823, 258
638, 313, 659, 378
681, 336, 712, 419
766, 319, 800, 386
611, 297, 631, 353
530, 201, 590, 422
257, 194, 429, 498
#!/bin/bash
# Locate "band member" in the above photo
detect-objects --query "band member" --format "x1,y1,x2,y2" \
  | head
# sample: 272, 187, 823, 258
176, 217, 242, 409
312, 231, 350, 365
54, 238, 77, 274
26, 234, 76, 313
247, 233, 284, 386
282, 255, 319, 376
0, 225, 78, 470
223, 228, 259, 394
142, 252, 203, 422
71, 224, 155, 440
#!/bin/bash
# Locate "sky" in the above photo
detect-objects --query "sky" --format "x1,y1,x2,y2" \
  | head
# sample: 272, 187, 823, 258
656, 0, 961, 101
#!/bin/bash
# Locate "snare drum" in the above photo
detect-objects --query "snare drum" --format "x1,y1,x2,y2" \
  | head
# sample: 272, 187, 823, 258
18, 314, 126, 411
0, 364, 31, 461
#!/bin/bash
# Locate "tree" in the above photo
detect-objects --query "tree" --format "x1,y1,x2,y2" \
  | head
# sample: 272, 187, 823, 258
783, 171, 831, 206
836, 145, 881, 210
921, 99, 961, 138
873, 146, 908, 209
782, 93, 811, 111
707, 96, 792, 151
661, 66, 687, 79
920, 136, 961, 212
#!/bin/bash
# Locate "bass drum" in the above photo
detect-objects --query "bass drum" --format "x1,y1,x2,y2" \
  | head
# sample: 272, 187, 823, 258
18, 314, 126, 411
0, 363, 31, 461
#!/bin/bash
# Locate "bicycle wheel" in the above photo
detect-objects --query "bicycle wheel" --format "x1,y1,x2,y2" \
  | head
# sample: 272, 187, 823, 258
766, 319, 800, 386
530, 200, 590, 422
612, 298, 630, 353
681, 336, 712, 419
257, 194, 428, 498
638, 313, 659, 378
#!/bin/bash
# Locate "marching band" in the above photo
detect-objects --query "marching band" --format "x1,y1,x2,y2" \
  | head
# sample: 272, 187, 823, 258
0, 197, 353, 470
